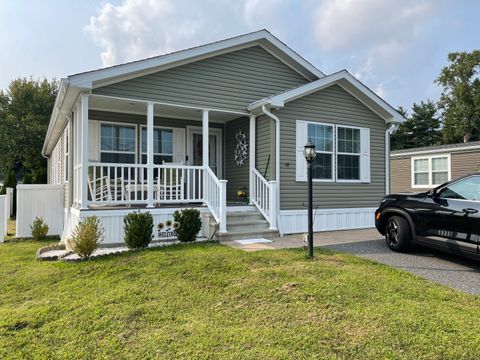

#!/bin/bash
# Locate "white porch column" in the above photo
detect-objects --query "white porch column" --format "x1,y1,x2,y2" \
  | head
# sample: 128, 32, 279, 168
249, 115, 256, 205
80, 94, 89, 209
202, 110, 209, 169
147, 102, 154, 208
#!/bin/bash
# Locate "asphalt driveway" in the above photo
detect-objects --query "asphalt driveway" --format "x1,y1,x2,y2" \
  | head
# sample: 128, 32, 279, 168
226, 228, 480, 295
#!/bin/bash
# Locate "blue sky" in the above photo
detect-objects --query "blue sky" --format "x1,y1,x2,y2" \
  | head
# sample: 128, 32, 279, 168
1, 0, 479, 112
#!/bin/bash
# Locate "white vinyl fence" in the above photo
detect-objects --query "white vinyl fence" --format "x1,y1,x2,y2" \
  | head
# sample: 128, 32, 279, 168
5, 187, 13, 218
16, 184, 64, 238
0, 195, 7, 242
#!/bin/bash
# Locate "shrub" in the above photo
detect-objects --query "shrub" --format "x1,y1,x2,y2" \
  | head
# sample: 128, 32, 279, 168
173, 208, 202, 242
30, 217, 49, 240
0, 169, 16, 195
22, 172, 33, 184
68, 216, 104, 259
124, 211, 153, 249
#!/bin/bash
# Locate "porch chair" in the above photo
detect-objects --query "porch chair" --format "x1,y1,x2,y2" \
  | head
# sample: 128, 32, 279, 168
88, 173, 125, 205
156, 161, 185, 201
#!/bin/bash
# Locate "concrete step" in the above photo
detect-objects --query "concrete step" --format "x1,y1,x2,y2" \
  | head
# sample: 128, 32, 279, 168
226, 219, 270, 232
215, 228, 279, 242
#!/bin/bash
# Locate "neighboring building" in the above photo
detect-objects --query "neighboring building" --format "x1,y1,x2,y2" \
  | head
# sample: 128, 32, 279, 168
41, 30, 403, 244
390, 141, 480, 193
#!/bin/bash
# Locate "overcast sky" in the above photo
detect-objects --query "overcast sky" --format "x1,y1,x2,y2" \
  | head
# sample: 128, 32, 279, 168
1, 0, 478, 111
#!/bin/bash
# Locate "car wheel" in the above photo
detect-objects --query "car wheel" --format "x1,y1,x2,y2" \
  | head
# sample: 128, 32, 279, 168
385, 216, 411, 252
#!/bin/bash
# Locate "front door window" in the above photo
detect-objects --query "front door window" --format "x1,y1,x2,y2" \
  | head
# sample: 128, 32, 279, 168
192, 133, 219, 176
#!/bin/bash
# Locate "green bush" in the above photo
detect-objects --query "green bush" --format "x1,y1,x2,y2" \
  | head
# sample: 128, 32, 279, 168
30, 217, 49, 240
173, 209, 202, 242
68, 216, 104, 259
22, 172, 33, 184
124, 211, 153, 249
0, 169, 16, 195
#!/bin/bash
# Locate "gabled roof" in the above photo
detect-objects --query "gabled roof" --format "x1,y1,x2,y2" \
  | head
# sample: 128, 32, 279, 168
248, 70, 405, 124
68, 29, 325, 89
391, 141, 480, 157
42, 30, 325, 155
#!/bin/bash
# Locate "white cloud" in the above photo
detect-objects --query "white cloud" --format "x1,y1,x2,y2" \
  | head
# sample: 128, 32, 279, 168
85, 0, 287, 67
313, 0, 442, 100
86, 0, 214, 66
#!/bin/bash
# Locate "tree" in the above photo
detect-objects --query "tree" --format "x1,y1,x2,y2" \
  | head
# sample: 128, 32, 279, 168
436, 50, 480, 143
391, 101, 442, 150
0, 78, 58, 180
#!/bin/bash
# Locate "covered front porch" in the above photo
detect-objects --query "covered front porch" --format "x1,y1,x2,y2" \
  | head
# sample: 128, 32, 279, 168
70, 94, 278, 232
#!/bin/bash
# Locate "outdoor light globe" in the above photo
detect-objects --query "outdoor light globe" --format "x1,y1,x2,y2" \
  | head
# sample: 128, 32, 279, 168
303, 141, 317, 161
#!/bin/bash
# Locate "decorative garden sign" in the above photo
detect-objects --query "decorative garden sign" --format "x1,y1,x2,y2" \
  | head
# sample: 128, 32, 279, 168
234, 129, 248, 166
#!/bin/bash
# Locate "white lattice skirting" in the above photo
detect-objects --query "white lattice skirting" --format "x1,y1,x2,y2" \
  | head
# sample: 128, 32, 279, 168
277, 207, 376, 235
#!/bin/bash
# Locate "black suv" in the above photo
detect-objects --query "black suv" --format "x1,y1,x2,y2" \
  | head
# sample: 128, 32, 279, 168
375, 174, 480, 259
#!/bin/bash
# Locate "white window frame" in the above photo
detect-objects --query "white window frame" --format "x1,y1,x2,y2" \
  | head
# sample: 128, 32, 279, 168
64, 125, 69, 182
307, 121, 335, 182
99, 121, 137, 163
140, 125, 175, 163
411, 154, 451, 188
298, 120, 369, 183
336, 125, 362, 183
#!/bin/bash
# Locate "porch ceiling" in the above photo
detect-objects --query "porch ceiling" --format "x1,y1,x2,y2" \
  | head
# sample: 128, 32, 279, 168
89, 96, 244, 123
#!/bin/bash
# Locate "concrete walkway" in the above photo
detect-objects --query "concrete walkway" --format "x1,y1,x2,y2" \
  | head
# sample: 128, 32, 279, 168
224, 228, 480, 295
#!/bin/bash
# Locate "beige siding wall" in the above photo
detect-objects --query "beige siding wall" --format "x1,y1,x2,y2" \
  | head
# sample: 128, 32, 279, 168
225, 117, 249, 201
390, 157, 415, 193
391, 150, 480, 193
93, 46, 309, 113
451, 151, 480, 176
276, 84, 388, 210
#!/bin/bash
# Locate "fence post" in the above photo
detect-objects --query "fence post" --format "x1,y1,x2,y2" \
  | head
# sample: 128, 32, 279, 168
268, 181, 277, 230
0, 195, 6, 242
219, 180, 228, 233
6, 187, 13, 219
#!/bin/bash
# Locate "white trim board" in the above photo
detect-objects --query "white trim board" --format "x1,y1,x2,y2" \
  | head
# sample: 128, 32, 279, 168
249, 70, 404, 124
277, 207, 376, 235
391, 145, 480, 158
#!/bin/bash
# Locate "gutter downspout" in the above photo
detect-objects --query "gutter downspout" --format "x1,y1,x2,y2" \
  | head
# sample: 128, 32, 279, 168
261, 105, 280, 228
385, 124, 399, 195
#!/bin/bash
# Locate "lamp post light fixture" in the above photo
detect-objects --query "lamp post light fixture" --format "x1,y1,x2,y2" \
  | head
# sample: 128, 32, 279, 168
304, 140, 316, 259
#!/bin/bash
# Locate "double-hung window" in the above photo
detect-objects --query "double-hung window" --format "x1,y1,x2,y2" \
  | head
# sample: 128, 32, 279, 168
140, 127, 174, 164
296, 120, 370, 182
308, 123, 334, 180
412, 155, 450, 187
337, 126, 361, 181
100, 124, 136, 163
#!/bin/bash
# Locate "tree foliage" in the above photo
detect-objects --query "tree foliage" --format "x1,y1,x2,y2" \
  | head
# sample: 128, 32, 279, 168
436, 50, 480, 143
391, 101, 442, 151
0, 77, 58, 181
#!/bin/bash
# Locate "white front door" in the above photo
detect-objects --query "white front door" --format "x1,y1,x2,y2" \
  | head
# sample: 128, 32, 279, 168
187, 127, 222, 178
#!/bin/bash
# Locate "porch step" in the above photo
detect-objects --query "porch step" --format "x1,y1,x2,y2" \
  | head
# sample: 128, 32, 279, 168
205, 209, 279, 241
215, 229, 279, 242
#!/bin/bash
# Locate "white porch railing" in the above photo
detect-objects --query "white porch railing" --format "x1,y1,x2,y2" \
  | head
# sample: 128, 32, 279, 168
87, 163, 207, 206
251, 169, 277, 229
204, 166, 227, 233
86, 163, 227, 232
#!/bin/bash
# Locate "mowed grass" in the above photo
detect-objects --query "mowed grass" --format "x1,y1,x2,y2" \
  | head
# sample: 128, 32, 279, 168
1, 240, 480, 359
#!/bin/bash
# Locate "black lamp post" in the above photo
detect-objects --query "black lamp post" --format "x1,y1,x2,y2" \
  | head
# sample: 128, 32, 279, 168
304, 140, 316, 259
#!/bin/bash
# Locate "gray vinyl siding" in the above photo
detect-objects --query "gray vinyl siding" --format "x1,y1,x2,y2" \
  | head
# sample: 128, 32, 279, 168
93, 46, 309, 113
225, 117, 249, 201
277, 84, 388, 210
255, 115, 275, 180
89, 110, 223, 130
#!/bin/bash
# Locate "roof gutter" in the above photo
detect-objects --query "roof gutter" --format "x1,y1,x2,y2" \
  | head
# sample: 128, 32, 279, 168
385, 124, 399, 195
261, 105, 280, 220
42, 78, 70, 156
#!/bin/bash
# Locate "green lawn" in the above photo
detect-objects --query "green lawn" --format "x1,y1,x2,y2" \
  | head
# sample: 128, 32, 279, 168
1, 240, 479, 359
